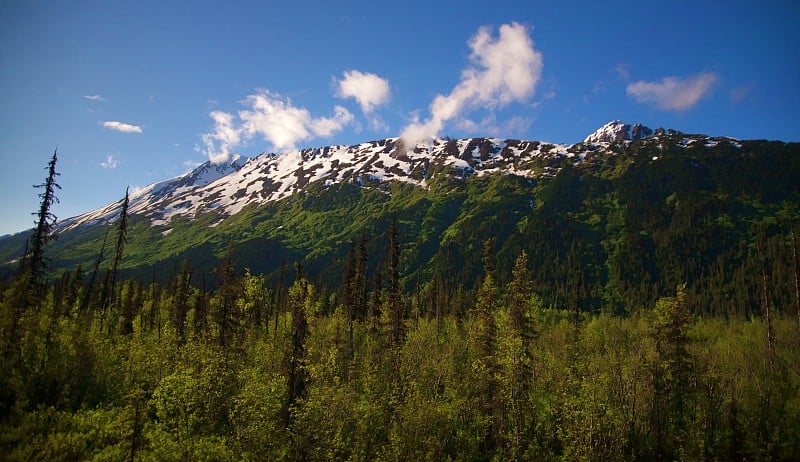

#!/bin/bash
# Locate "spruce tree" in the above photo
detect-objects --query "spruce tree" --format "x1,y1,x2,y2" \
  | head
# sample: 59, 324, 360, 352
353, 233, 368, 321
80, 229, 110, 314
791, 229, 800, 342
25, 148, 61, 301
213, 244, 240, 348
386, 217, 404, 346
285, 261, 310, 424
193, 273, 208, 338
368, 264, 383, 334
103, 187, 130, 314
651, 284, 694, 459
118, 280, 137, 335
472, 238, 499, 455
171, 259, 191, 344
507, 250, 534, 338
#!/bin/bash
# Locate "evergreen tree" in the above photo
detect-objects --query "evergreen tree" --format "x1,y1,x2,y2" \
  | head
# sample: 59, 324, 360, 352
471, 238, 500, 455
340, 239, 356, 311
171, 259, 191, 344
103, 187, 130, 315
213, 244, 241, 348
507, 250, 534, 339
274, 260, 287, 335
62, 265, 83, 316
193, 273, 208, 338
285, 261, 310, 424
651, 284, 694, 459
80, 229, 109, 314
757, 233, 776, 368
386, 217, 404, 346
353, 233, 368, 321
474, 238, 498, 360
340, 240, 357, 358
498, 250, 536, 457
25, 149, 61, 302
368, 263, 383, 334
791, 229, 800, 342
118, 279, 137, 335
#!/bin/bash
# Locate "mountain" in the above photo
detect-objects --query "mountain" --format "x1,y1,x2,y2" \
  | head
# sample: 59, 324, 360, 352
57, 155, 249, 231
55, 121, 691, 232
1, 121, 798, 315
583, 120, 680, 143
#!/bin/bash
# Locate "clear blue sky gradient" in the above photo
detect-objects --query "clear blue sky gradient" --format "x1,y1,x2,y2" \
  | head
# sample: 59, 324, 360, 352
1, 0, 798, 236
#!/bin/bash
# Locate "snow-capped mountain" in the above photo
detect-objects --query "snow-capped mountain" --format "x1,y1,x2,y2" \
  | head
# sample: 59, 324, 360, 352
583, 120, 680, 144
56, 121, 732, 232
57, 156, 248, 231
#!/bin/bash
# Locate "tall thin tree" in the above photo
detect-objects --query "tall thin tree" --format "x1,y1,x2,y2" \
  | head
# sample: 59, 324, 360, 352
386, 217, 404, 346
103, 187, 130, 313
791, 229, 800, 342
757, 234, 776, 369
80, 229, 110, 314
26, 148, 61, 301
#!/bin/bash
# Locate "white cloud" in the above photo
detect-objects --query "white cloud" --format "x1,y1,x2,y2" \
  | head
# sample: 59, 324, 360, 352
84, 94, 106, 101
103, 120, 142, 133
335, 70, 391, 132
201, 90, 354, 163
626, 72, 717, 111
201, 111, 241, 163
336, 70, 391, 113
400, 22, 543, 145
100, 155, 118, 169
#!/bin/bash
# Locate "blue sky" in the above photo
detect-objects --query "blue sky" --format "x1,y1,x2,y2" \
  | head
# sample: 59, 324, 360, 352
1, 0, 798, 236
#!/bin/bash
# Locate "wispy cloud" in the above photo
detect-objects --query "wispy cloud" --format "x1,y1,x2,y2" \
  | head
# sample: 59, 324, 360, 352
84, 94, 106, 102
626, 72, 717, 111
400, 22, 543, 145
613, 64, 630, 81
729, 84, 753, 104
201, 90, 354, 163
100, 155, 118, 169
456, 115, 533, 137
103, 120, 143, 133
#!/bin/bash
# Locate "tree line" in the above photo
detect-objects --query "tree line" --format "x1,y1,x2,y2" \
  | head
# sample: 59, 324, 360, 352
0, 150, 798, 461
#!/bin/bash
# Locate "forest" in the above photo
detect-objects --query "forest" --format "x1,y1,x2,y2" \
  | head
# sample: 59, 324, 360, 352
1, 146, 800, 461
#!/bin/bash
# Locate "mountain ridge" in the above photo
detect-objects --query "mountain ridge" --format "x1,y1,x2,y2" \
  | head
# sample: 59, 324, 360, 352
56, 121, 716, 233
583, 120, 681, 143
0, 124, 797, 318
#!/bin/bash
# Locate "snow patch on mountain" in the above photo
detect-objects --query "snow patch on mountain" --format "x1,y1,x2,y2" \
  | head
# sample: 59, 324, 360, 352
583, 120, 680, 144
57, 122, 740, 231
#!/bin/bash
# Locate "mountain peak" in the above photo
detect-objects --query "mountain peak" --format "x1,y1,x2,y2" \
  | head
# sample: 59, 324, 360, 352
583, 120, 680, 144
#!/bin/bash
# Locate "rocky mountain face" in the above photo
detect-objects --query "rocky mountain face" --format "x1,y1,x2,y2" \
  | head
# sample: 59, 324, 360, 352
583, 120, 680, 143
58, 121, 707, 232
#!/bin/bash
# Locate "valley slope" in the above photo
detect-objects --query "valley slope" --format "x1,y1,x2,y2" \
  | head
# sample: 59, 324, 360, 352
1, 121, 798, 314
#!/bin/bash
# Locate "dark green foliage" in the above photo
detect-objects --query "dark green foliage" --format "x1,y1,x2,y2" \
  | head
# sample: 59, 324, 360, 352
0, 136, 799, 459
212, 245, 241, 348
385, 217, 405, 347
0, 251, 798, 460
1, 138, 798, 321
170, 259, 191, 344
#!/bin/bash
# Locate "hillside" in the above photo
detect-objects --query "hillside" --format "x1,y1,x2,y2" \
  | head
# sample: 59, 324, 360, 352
2, 122, 800, 461
1, 122, 799, 315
